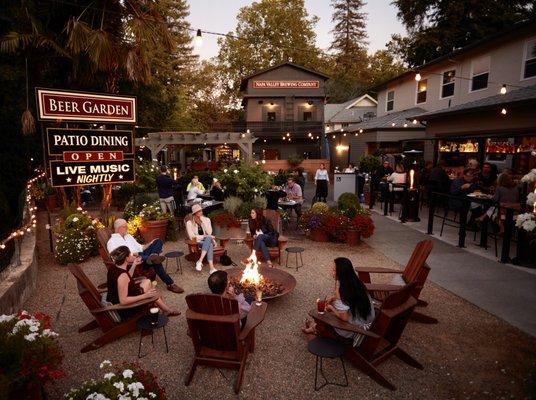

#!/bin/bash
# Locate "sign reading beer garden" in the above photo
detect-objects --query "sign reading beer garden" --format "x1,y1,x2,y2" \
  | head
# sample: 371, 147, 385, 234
36, 88, 137, 187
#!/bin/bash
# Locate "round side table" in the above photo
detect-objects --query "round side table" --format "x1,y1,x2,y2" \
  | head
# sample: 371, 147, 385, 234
285, 247, 304, 271
137, 313, 169, 358
307, 337, 348, 391
164, 251, 184, 274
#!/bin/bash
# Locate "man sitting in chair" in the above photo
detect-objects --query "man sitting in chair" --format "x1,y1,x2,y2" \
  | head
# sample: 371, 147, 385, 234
208, 270, 251, 328
107, 219, 184, 293
285, 177, 304, 220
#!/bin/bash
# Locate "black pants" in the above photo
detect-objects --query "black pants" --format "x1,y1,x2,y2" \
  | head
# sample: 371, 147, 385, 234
315, 180, 328, 203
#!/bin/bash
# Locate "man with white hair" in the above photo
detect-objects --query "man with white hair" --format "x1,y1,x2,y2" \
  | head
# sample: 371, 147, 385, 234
107, 218, 183, 293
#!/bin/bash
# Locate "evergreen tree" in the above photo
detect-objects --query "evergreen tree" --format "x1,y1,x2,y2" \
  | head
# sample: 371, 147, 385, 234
389, 0, 535, 67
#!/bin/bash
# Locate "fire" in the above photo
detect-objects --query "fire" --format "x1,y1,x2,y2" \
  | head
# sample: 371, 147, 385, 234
240, 250, 264, 286
533, 188, 536, 214
409, 169, 415, 190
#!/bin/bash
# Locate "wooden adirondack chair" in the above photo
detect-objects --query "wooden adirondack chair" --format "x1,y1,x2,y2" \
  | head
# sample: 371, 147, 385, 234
355, 239, 437, 324
68, 263, 158, 353
184, 294, 267, 394
96, 227, 155, 280
244, 209, 287, 264
309, 284, 422, 391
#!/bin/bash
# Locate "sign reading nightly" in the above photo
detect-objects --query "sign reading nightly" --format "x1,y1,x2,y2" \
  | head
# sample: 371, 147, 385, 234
49, 160, 135, 186
252, 80, 320, 89
47, 128, 133, 155
36, 88, 137, 123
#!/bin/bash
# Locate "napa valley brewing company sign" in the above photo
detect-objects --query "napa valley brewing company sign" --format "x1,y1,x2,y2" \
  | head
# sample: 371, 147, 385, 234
252, 80, 320, 89
36, 88, 137, 188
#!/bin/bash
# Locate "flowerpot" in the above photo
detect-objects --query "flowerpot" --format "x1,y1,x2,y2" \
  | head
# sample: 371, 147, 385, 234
45, 194, 57, 211
310, 228, 329, 242
139, 219, 168, 243
346, 229, 361, 246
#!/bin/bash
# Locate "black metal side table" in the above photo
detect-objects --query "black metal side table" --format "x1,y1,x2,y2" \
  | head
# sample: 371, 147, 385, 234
137, 314, 169, 358
307, 337, 348, 391
285, 247, 304, 271
164, 251, 184, 274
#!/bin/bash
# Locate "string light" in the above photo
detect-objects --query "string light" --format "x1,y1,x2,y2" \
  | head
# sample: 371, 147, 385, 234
415, 72, 422, 82
501, 108, 507, 115
194, 29, 203, 47
412, 119, 418, 124
500, 84, 507, 95
359, 129, 363, 133
391, 122, 396, 127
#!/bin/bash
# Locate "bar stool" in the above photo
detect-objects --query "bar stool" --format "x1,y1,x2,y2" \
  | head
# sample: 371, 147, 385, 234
285, 247, 304, 271
307, 337, 348, 391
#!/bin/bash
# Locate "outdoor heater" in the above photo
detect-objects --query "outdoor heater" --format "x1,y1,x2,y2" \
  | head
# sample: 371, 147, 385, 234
401, 169, 420, 222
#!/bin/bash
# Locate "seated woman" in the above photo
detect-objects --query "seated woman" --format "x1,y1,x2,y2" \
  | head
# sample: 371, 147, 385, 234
186, 204, 217, 274
107, 246, 180, 319
187, 178, 205, 203
478, 172, 519, 231
210, 179, 225, 201
248, 208, 279, 267
302, 257, 375, 346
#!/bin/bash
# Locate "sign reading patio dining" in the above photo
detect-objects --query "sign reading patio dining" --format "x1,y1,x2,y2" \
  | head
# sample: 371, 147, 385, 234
45, 128, 136, 187
36, 88, 137, 123
252, 80, 320, 89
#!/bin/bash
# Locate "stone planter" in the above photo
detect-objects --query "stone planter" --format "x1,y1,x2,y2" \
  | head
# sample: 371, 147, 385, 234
310, 228, 329, 242
139, 219, 168, 243
346, 229, 361, 246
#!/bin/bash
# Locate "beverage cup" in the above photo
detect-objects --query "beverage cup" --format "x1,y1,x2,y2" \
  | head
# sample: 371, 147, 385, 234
255, 289, 263, 306
316, 299, 326, 314
149, 307, 159, 326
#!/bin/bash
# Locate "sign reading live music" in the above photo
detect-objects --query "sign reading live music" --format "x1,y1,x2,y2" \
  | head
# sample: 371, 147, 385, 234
252, 80, 319, 89
36, 88, 137, 123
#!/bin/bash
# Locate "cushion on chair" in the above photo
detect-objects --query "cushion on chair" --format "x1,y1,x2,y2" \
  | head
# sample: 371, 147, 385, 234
100, 293, 121, 323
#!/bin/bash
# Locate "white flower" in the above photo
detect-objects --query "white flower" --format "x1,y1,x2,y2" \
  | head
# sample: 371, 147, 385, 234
113, 382, 125, 392
522, 219, 536, 232
118, 396, 131, 400
223, 169, 228, 173
103, 372, 115, 380
148, 393, 156, 399
233, 169, 239, 174
29, 324, 39, 332
122, 369, 134, 379
142, 204, 147, 207
0, 314, 15, 323
99, 360, 112, 369
72, 217, 79, 222
86, 393, 110, 400
127, 382, 144, 397
526, 192, 536, 206
24, 332, 38, 341
42, 328, 59, 337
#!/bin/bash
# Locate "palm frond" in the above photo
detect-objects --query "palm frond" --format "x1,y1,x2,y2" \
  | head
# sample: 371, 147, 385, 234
125, 48, 151, 84
87, 29, 116, 71
21, 109, 36, 135
66, 17, 91, 54
0, 31, 33, 53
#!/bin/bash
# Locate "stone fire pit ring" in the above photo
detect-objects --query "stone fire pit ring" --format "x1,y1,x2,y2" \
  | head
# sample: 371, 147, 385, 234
226, 265, 297, 300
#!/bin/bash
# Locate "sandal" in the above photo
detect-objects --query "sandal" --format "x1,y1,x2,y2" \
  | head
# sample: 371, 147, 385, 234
165, 309, 181, 317
301, 319, 316, 334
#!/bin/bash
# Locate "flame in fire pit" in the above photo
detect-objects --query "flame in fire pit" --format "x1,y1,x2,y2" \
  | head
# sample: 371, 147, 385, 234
240, 250, 264, 286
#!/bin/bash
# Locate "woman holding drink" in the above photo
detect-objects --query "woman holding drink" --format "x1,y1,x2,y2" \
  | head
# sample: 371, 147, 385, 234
107, 245, 180, 319
302, 257, 375, 345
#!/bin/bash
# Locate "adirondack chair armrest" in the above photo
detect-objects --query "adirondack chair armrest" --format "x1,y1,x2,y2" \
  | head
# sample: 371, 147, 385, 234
365, 283, 406, 292
91, 295, 159, 314
185, 309, 240, 323
308, 309, 380, 338
239, 302, 267, 341
355, 267, 403, 274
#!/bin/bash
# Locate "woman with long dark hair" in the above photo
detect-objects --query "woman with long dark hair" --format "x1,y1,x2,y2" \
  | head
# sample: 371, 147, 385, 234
302, 257, 375, 345
248, 208, 279, 267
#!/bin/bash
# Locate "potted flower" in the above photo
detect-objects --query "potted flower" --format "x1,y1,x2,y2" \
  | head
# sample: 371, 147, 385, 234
348, 213, 375, 245
0, 311, 64, 399
137, 202, 170, 243
325, 209, 350, 242
54, 212, 99, 265
65, 360, 166, 399
300, 202, 329, 242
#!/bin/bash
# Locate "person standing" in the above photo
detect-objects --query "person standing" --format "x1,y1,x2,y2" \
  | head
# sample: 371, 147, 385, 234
156, 166, 177, 214
314, 163, 329, 203
186, 204, 217, 274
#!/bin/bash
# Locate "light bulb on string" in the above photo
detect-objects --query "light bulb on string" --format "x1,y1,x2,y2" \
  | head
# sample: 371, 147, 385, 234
501, 108, 507, 115
194, 29, 203, 47
415, 72, 421, 81
500, 84, 507, 95
359, 129, 363, 133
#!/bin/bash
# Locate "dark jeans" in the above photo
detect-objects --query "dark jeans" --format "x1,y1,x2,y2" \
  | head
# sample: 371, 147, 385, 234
253, 233, 278, 260
140, 238, 173, 286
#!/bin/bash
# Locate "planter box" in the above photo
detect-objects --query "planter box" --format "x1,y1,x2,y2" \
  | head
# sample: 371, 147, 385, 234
346, 230, 361, 246
310, 228, 329, 242
139, 219, 168, 243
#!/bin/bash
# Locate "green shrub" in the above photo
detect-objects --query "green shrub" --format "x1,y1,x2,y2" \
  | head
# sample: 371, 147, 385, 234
123, 193, 158, 220
252, 196, 267, 210
215, 163, 272, 202
358, 154, 381, 173
273, 170, 291, 186
55, 227, 98, 265
223, 196, 243, 218
311, 202, 329, 213
135, 160, 160, 192
338, 192, 359, 211
288, 154, 304, 167
237, 201, 255, 220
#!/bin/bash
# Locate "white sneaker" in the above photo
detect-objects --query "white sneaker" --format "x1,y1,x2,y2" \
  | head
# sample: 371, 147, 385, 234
209, 267, 218, 275
195, 261, 202, 271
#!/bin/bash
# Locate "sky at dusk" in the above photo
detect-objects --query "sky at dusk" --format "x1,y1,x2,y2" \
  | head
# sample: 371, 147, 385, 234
187, 0, 406, 60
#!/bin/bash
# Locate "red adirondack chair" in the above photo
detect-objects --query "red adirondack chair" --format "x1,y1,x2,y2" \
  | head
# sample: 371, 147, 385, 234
184, 294, 267, 394
356, 239, 437, 324
309, 284, 422, 390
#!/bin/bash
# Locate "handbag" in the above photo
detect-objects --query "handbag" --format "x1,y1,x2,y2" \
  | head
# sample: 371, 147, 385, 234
219, 250, 234, 266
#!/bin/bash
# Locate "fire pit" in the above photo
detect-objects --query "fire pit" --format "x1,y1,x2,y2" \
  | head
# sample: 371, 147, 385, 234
227, 251, 297, 300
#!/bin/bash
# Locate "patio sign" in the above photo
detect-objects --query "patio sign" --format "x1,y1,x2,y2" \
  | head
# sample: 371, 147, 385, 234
252, 80, 320, 89
36, 88, 136, 123
46, 128, 135, 187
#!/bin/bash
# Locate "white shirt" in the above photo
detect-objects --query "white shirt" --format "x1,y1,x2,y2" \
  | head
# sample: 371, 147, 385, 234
185, 216, 213, 241
344, 167, 356, 173
187, 187, 204, 201
387, 172, 407, 191
107, 233, 143, 254
315, 169, 329, 182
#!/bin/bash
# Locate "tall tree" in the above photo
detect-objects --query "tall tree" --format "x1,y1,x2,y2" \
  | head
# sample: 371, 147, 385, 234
327, 0, 369, 102
217, 0, 324, 105
389, 0, 535, 67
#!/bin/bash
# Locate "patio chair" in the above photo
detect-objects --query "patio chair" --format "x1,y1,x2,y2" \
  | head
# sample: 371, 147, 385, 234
355, 239, 437, 324
184, 294, 267, 394
309, 283, 422, 391
68, 263, 158, 353
244, 209, 287, 264
183, 214, 229, 264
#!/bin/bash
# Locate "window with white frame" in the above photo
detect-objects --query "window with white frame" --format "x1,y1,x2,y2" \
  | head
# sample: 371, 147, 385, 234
441, 70, 455, 98
386, 90, 394, 111
416, 79, 428, 103
471, 56, 490, 91
523, 38, 536, 79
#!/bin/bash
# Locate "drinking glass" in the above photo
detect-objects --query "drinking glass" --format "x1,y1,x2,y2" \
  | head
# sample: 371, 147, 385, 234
149, 307, 159, 326
316, 298, 326, 314
255, 289, 263, 306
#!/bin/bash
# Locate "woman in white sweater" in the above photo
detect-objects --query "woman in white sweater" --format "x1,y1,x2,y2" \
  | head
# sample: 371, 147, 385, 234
314, 163, 330, 203
387, 164, 407, 191
186, 204, 217, 274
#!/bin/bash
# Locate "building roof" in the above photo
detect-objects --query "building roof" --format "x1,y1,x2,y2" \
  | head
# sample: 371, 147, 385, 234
325, 94, 378, 123
413, 85, 536, 121
347, 107, 426, 132
240, 62, 330, 91
372, 19, 536, 92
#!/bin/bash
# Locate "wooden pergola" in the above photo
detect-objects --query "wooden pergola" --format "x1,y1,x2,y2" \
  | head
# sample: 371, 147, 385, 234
134, 131, 257, 171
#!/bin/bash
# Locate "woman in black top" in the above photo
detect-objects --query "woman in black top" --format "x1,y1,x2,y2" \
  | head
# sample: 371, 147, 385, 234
107, 246, 180, 318
264, 184, 287, 211
210, 180, 225, 201
248, 208, 279, 267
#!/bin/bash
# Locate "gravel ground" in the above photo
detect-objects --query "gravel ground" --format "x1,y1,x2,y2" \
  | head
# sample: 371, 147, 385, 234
25, 212, 536, 399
